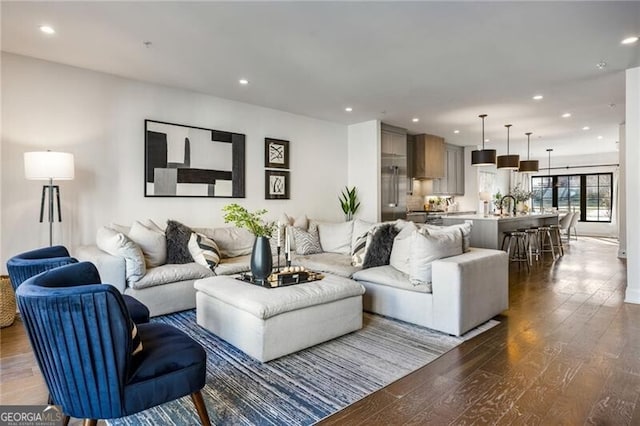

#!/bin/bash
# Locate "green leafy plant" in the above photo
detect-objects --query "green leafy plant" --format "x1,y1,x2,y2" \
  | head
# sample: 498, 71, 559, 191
222, 204, 275, 237
339, 186, 361, 221
511, 183, 533, 203
492, 191, 503, 209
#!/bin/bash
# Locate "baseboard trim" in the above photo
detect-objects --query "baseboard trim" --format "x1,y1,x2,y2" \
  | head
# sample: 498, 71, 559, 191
624, 288, 640, 304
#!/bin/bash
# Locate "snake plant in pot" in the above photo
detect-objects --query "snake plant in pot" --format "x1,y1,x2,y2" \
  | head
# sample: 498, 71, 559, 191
339, 186, 360, 221
222, 204, 276, 283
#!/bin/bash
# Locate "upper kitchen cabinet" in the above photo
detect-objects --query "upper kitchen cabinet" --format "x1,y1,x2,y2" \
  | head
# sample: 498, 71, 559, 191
411, 134, 445, 179
432, 143, 465, 195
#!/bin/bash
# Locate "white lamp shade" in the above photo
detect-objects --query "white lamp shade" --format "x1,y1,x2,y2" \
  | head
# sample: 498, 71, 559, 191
24, 151, 75, 180
479, 191, 491, 202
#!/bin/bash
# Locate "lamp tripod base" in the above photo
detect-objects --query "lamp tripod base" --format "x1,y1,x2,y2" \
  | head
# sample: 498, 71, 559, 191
39, 182, 62, 247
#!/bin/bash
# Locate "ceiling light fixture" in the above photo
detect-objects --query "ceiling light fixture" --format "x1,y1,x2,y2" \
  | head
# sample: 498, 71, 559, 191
622, 36, 639, 45
239, 79, 249, 85
519, 132, 539, 173
497, 124, 520, 170
561, 113, 572, 118
596, 61, 607, 70
453, 130, 460, 134
532, 95, 544, 100
582, 126, 590, 130
345, 107, 353, 112
597, 135, 603, 140
412, 118, 419, 122
39, 25, 55, 35
471, 114, 496, 166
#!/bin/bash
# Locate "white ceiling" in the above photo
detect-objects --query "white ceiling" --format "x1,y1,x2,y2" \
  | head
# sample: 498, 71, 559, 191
2, 1, 639, 159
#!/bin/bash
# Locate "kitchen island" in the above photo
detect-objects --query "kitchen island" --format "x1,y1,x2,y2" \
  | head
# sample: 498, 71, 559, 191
441, 213, 559, 250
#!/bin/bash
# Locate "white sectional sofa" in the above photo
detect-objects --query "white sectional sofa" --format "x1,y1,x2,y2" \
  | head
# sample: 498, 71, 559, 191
76, 217, 508, 336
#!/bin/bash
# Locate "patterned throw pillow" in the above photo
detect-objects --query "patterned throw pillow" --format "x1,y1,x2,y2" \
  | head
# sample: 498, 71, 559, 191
292, 223, 323, 255
131, 321, 143, 356
166, 220, 194, 264
351, 231, 369, 267
188, 232, 221, 271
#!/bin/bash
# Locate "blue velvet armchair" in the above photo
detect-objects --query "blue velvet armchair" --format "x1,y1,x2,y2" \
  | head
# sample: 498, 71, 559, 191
7, 246, 150, 324
16, 262, 211, 426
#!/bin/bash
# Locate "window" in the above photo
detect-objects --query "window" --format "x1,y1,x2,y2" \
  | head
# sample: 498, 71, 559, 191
531, 173, 612, 223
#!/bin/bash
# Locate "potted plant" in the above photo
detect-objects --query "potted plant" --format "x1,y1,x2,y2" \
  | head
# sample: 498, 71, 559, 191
511, 184, 533, 214
339, 186, 360, 221
222, 204, 276, 282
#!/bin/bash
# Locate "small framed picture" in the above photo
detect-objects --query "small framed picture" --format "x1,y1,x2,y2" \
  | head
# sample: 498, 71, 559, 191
265, 138, 289, 169
265, 170, 290, 200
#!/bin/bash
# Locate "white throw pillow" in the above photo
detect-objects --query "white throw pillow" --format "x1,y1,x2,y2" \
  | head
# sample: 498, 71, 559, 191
196, 227, 255, 259
108, 222, 130, 235
352, 219, 374, 253
96, 226, 146, 282
129, 220, 167, 268
317, 221, 354, 254
389, 222, 418, 275
188, 232, 221, 271
409, 227, 464, 286
292, 214, 309, 230
423, 222, 472, 252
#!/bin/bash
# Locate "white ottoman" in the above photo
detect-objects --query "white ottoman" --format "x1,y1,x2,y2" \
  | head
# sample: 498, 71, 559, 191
194, 274, 365, 362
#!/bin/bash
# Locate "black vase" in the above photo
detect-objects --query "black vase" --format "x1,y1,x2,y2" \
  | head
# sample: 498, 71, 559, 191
250, 236, 273, 283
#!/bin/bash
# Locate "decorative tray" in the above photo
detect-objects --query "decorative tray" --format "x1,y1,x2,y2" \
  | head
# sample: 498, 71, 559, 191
237, 268, 324, 288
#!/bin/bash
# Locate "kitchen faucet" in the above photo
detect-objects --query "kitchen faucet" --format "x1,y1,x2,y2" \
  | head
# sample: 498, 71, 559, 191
499, 195, 517, 217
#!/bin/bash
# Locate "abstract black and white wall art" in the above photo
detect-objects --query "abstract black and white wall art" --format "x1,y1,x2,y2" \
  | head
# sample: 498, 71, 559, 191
145, 120, 245, 198
265, 170, 290, 200
264, 138, 289, 169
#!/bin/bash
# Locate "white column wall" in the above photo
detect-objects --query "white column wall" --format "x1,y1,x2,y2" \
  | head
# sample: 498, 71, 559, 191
347, 120, 380, 222
625, 66, 640, 303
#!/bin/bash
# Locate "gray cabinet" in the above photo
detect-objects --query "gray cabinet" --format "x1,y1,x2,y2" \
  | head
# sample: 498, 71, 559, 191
411, 134, 445, 179
381, 124, 407, 221
432, 143, 465, 195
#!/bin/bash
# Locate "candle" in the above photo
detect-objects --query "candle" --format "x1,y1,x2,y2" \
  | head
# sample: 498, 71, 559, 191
276, 224, 282, 248
284, 227, 289, 255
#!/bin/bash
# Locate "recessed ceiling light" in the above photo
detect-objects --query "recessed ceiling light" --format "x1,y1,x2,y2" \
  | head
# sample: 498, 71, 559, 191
453, 130, 460, 134
622, 36, 639, 45
582, 126, 590, 131
597, 135, 603, 140
412, 118, 419, 123
39, 25, 55, 35
532, 95, 543, 100
485, 138, 490, 142
239, 79, 249, 85
561, 113, 572, 118
345, 107, 353, 112
596, 61, 607, 70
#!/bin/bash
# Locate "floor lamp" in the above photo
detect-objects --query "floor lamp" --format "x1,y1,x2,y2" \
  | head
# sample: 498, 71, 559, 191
24, 151, 75, 246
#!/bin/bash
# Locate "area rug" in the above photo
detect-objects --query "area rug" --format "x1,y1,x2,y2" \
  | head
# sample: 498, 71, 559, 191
109, 310, 497, 426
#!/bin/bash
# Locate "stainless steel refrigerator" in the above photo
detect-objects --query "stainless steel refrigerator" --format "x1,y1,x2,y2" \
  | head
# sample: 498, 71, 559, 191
381, 125, 407, 221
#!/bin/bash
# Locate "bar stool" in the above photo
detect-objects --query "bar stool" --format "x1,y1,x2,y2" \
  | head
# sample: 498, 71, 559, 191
502, 230, 530, 271
538, 225, 556, 259
524, 227, 541, 264
549, 224, 565, 256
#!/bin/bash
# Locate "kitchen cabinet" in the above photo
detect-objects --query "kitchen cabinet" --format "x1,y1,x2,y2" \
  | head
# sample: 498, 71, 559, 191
381, 124, 407, 221
432, 143, 465, 195
411, 134, 444, 179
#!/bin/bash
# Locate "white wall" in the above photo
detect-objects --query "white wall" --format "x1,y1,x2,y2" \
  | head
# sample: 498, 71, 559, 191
1, 53, 348, 270
619, 124, 626, 258
625, 66, 640, 304
347, 120, 380, 222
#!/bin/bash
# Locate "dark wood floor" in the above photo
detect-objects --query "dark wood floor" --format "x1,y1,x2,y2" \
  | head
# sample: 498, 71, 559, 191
1, 237, 635, 425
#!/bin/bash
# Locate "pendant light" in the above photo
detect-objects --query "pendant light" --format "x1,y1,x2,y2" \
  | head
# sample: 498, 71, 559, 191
519, 132, 539, 172
471, 114, 496, 166
497, 124, 520, 169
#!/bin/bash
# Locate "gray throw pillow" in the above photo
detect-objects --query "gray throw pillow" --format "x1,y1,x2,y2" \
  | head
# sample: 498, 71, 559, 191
362, 223, 400, 269
166, 220, 194, 264
292, 223, 323, 255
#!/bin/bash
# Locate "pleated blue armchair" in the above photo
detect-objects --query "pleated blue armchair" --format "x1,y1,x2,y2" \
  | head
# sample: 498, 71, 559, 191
16, 262, 211, 426
7, 246, 150, 324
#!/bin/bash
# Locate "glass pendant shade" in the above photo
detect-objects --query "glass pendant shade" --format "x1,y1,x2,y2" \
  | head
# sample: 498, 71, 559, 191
471, 114, 497, 166
518, 132, 539, 173
497, 124, 520, 169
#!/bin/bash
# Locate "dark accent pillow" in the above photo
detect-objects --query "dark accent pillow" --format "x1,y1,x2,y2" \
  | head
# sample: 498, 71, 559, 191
166, 220, 194, 264
362, 224, 400, 269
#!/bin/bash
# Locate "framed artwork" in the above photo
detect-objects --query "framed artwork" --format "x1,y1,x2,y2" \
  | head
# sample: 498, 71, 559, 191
145, 120, 245, 198
265, 138, 289, 169
265, 170, 290, 200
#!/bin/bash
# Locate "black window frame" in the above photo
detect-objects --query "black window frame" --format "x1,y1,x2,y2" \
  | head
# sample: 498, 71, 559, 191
531, 172, 613, 223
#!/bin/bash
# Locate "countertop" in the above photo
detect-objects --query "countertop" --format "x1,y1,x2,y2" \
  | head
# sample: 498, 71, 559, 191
442, 213, 558, 222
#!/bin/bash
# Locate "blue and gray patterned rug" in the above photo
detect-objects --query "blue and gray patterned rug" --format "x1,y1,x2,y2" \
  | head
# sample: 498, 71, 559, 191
109, 310, 496, 426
